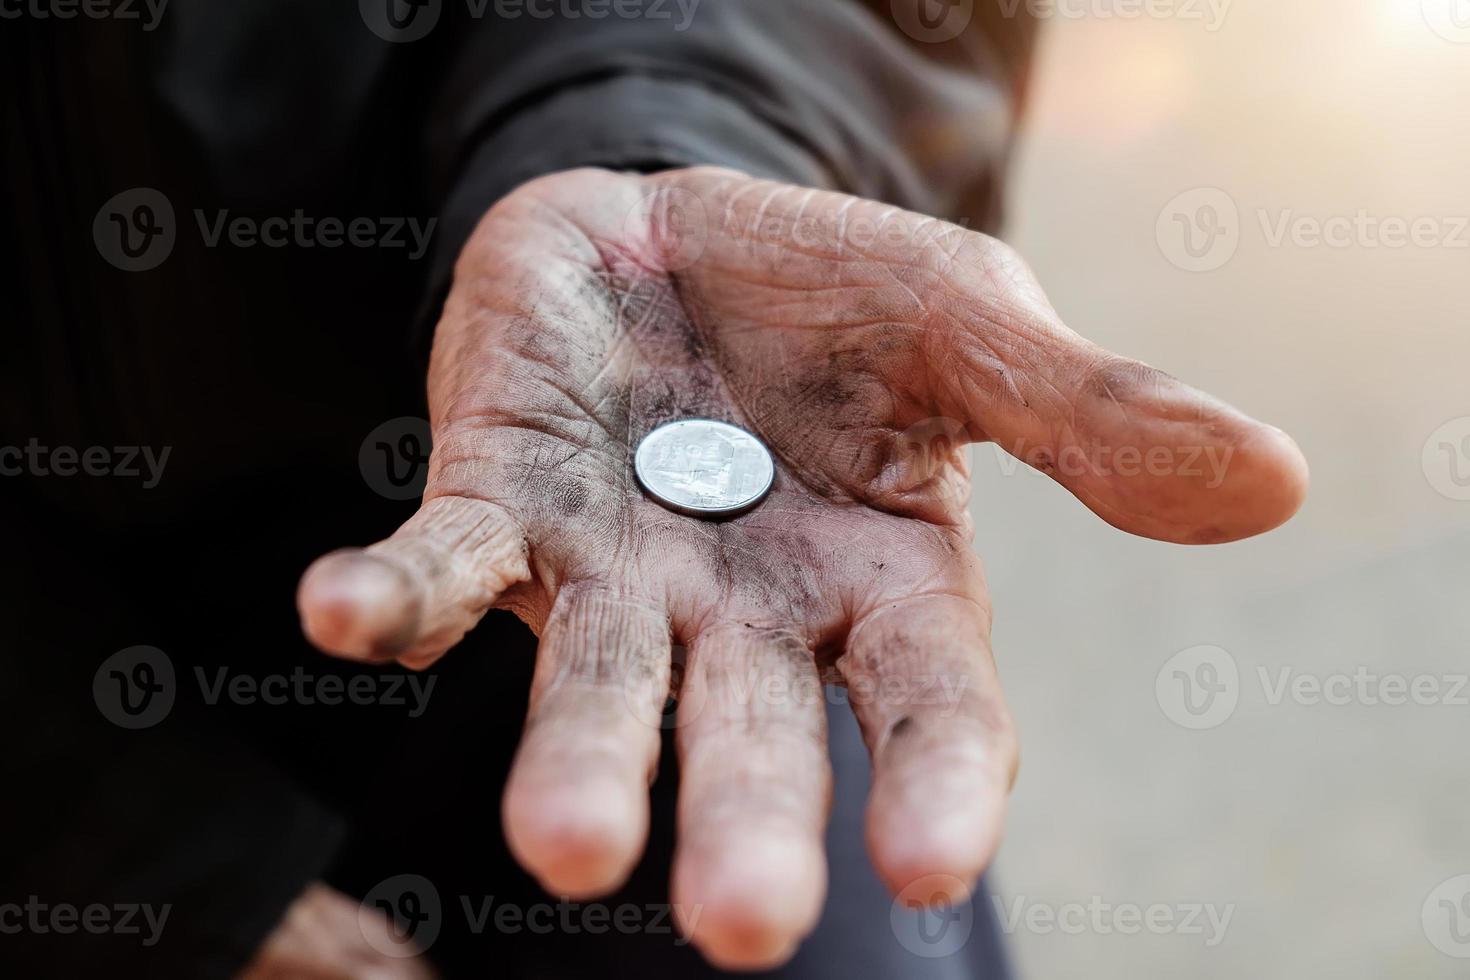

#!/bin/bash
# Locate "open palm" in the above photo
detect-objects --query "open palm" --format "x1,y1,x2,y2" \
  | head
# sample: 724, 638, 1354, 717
299, 168, 1307, 969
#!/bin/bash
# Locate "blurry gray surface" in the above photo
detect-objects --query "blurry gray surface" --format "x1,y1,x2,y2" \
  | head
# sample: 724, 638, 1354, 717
983, 5, 1470, 977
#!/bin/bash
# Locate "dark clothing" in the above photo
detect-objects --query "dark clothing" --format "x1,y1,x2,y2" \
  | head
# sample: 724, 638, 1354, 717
0, 2, 1034, 976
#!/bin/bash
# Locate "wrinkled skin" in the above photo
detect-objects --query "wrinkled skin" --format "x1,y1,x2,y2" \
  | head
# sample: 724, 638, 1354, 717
298, 168, 1307, 970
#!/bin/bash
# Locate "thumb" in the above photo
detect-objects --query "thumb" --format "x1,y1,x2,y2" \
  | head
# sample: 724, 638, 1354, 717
933, 245, 1308, 544
297, 495, 529, 668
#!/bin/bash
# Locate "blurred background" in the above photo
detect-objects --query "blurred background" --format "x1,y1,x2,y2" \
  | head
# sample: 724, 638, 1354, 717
980, 1, 1470, 976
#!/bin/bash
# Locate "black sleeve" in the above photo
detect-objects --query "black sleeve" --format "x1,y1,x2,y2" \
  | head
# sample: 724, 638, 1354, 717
420, 0, 1039, 312
0, 727, 344, 980
0, 508, 345, 980
1, 7, 1037, 977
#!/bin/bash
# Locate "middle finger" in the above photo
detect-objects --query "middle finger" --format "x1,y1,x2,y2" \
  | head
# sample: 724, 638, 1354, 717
672, 622, 832, 970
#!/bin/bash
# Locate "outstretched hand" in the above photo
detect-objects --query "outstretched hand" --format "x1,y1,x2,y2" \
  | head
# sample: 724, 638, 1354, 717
298, 168, 1307, 969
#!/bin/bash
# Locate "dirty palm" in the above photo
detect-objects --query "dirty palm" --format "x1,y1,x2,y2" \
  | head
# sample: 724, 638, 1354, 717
299, 168, 1307, 969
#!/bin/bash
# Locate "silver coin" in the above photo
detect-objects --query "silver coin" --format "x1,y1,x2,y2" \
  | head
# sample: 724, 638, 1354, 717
634, 419, 775, 518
